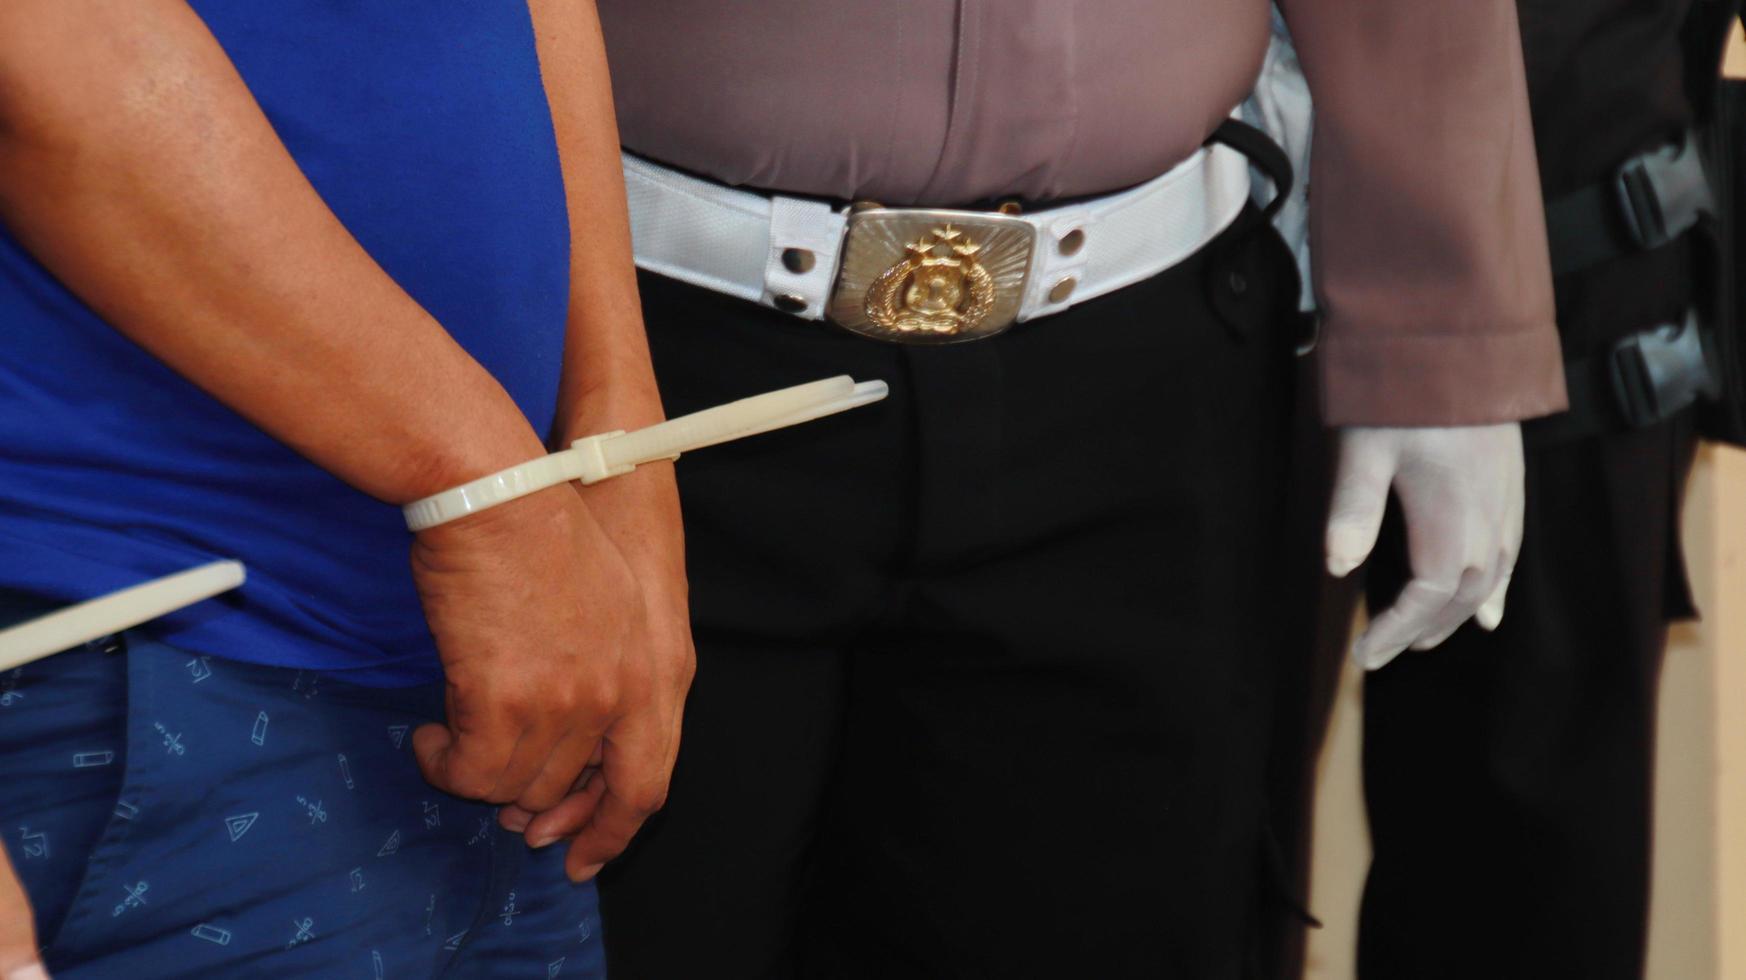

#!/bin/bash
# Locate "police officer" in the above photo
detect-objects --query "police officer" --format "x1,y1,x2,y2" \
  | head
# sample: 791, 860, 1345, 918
492, 3, 1564, 976
1336, 2, 1733, 976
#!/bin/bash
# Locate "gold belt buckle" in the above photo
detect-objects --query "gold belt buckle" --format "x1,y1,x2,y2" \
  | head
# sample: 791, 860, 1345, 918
827, 208, 1037, 344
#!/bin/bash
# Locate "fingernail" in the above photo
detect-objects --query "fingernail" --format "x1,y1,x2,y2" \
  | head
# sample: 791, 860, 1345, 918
571, 862, 605, 882
9, 963, 49, 980
1327, 555, 1359, 578
529, 833, 559, 849
499, 811, 531, 834
1477, 604, 1503, 631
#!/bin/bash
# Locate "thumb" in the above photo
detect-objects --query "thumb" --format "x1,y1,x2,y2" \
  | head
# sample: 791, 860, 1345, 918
1325, 434, 1395, 578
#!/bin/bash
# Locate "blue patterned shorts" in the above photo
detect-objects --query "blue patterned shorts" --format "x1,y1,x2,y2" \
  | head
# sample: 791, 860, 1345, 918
0, 594, 606, 979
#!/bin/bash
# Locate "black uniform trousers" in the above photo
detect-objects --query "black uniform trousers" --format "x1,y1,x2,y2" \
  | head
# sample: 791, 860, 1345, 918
597, 212, 1307, 979
1354, 238, 1700, 979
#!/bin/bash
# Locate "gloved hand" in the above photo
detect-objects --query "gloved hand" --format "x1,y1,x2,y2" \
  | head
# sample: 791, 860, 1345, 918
1325, 424, 1525, 670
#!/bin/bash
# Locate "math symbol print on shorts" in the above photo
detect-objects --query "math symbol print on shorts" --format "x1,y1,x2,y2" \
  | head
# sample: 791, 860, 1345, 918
225, 812, 258, 842
113, 881, 149, 918
17, 827, 47, 861
153, 722, 185, 756
295, 795, 327, 825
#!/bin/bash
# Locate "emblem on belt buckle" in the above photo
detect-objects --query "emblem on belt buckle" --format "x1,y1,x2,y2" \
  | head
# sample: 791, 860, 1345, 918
828, 209, 1036, 344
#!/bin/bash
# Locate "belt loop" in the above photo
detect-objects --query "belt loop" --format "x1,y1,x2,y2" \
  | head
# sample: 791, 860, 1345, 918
763, 197, 847, 319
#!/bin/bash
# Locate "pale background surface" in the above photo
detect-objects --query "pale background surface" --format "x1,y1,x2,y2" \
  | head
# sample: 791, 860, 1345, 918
1302, 35, 1746, 979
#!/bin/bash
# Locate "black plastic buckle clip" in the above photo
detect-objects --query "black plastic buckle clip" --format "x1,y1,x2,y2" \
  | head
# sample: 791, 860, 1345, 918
1607, 313, 1720, 428
1613, 136, 1716, 251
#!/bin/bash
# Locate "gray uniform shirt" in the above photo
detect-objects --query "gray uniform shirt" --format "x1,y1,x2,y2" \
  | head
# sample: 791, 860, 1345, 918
599, 1, 1568, 426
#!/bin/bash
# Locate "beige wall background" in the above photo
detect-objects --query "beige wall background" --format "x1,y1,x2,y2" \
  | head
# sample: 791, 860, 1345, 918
1302, 34, 1746, 979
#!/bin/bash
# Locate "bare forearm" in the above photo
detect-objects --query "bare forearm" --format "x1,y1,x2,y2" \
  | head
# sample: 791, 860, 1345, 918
527, 0, 684, 585
527, 0, 665, 441
0, 0, 543, 504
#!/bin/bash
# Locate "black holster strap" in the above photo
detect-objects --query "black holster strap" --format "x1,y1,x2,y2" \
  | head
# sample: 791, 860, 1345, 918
1205, 118, 1293, 224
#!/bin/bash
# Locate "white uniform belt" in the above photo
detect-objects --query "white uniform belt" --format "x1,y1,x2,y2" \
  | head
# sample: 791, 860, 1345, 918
623, 144, 1251, 344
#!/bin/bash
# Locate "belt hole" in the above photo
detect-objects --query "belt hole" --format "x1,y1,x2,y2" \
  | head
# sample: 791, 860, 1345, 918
1048, 276, 1078, 304
1058, 228, 1086, 257
781, 248, 816, 274
997, 200, 1023, 215
772, 294, 808, 314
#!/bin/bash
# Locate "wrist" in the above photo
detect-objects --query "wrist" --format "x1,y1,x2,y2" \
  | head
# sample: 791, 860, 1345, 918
392, 418, 548, 507
411, 476, 588, 552
554, 365, 667, 448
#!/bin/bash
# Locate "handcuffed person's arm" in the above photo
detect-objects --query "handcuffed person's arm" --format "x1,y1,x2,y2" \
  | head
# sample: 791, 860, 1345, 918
482, 0, 698, 882
0, 0, 670, 869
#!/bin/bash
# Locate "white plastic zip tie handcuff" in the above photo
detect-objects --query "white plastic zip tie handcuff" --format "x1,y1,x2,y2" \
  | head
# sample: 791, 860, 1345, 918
0, 378, 882, 665
402, 375, 889, 532
0, 559, 246, 671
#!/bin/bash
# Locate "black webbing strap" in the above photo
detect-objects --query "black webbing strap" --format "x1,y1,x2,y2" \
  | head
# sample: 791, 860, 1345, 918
1533, 130, 1721, 444
1543, 132, 1715, 276
1200, 118, 1313, 343
1205, 118, 1293, 225
1525, 312, 1717, 446
1543, 181, 1635, 276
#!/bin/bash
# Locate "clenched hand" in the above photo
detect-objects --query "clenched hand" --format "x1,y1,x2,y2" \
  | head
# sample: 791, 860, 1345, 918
410, 480, 676, 878
494, 460, 695, 882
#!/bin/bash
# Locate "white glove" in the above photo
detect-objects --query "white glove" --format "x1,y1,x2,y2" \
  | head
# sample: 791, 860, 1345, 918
1325, 424, 1526, 670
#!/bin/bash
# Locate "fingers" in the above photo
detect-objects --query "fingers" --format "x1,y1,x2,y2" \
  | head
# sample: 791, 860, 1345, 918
505, 739, 605, 842
558, 724, 673, 881
416, 675, 614, 807
516, 704, 677, 858
1407, 562, 1492, 651
1355, 532, 1499, 668
522, 767, 608, 849
1326, 432, 1396, 578
1476, 567, 1513, 631
1352, 577, 1455, 670
513, 729, 604, 815
1478, 454, 1526, 632
499, 803, 535, 835
1353, 423, 1527, 669
563, 780, 659, 882
413, 710, 544, 803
